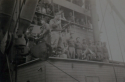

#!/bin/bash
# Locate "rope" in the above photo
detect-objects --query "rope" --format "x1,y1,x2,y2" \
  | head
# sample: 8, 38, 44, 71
98, 1, 118, 82
46, 61, 80, 82
98, 0, 108, 32
115, 17, 125, 64
6, 55, 13, 82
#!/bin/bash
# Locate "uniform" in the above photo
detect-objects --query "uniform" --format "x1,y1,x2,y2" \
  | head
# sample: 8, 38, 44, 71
67, 38, 75, 59
75, 42, 83, 59
102, 46, 109, 62
96, 45, 103, 60
49, 19, 61, 48
82, 43, 87, 59
41, 23, 51, 45
89, 45, 97, 60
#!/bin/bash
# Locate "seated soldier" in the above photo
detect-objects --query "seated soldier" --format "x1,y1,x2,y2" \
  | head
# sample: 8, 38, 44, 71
75, 37, 83, 59
96, 41, 103, 61
102, 42, 109, 62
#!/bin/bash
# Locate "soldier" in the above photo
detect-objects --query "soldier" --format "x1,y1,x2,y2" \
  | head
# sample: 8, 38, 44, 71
85, 0, 90, 10
49, 11, 62, 49
80, 18, 85, 25
83, 40, 92, 60
96, 41, 103, 61
75, 18, 80, 24
82, 39, 88, 59
87, 20, 93, 30
32, 15, 38, 25
67, 12, 75, 22
102, 42, 109, 62
46, 4, 52, 15
39, 17, 51, 45
59, 32, 68, 59
82, 0, 85, 9
60, 9, 66, 20
61, 32, 69, 57
89, 41, 97, 60
30, 17, 51, 60
67, 33, 75, 59
75, 37, 83, 59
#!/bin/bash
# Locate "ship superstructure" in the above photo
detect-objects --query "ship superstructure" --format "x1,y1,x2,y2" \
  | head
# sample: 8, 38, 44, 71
0, 0, 125, 82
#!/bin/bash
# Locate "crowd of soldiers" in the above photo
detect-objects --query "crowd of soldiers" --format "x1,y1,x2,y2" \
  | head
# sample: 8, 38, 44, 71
26, 11, 109, 63
25, 0, 109, 62
34, 0, 92, 29
53, 32, 109, 62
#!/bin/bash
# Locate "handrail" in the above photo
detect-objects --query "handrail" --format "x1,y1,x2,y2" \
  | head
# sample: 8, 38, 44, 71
17, 57, 125, 67
33, 12, 93, 30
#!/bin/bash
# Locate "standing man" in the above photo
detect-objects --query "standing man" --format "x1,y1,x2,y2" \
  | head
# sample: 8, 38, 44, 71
83, 40, 93, 60
39, 17, 51, 46
102, 42, 109, 62
30, 17, 51, 60
85, 0, 90, 10
88, 41, 97, 60
96, 41, 103, 61
67, 33, 75, 59
49, 12, 62, 49
67, 12, 75, 22
75, 37, 83, 59
82, 38, 88, 59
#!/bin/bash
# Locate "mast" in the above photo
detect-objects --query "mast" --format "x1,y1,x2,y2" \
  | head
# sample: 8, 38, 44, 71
90, 0, 100, 43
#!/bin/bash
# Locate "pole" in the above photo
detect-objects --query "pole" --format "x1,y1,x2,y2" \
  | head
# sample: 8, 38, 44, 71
90, 0, 100, 43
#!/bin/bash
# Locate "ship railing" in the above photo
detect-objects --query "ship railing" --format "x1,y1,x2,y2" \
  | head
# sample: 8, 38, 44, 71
34, 12, 93, 30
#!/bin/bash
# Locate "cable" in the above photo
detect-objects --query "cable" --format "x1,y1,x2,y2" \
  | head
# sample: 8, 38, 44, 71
110, 8, 125, 63
8, 0, 18, 32
6, 55, 13, 82
116, 18, 125, 63
13, 0, 26, 34
98, 0, 108, 32
47, 60, 80, 82
98, 1, 118, 82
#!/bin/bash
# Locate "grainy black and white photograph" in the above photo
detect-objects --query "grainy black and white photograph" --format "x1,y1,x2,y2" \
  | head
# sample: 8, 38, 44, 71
0, 0, 125, 82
